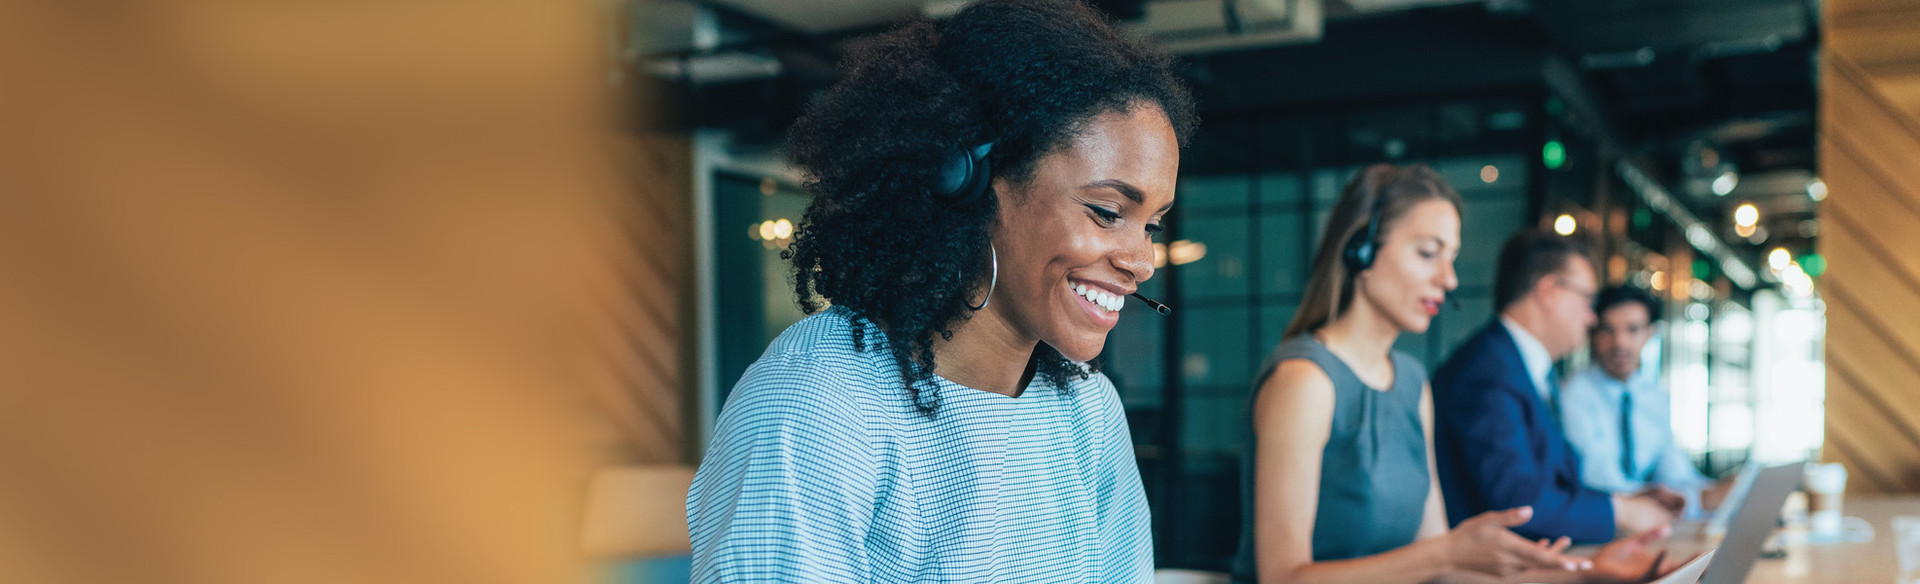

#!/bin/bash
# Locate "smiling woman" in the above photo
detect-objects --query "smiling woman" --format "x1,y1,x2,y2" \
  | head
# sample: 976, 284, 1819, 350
781, 1, 1196, 412
684, 0, 1195, 582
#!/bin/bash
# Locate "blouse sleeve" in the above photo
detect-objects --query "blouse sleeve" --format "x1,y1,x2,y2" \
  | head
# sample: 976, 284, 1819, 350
686, 355, 881, 583
1090, 374, 1153, 583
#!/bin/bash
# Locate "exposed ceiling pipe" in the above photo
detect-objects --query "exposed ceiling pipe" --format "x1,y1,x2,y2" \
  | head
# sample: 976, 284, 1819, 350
928, 0, 1325, 53
638, 3, 787, 86
1125, 0, 1324, 54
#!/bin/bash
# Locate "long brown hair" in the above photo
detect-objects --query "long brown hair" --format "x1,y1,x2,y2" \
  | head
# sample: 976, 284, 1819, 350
1281, 163, 1464, 340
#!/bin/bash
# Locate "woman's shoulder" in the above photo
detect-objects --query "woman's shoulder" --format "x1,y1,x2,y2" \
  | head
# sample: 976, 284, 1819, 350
729, 308, 905, 414
763, 307, 873, 359
1064, 369, 1122, 413
1269, 334, 1327, 360
1267, 334, 1346, 370
1255, 336, 1338, 388
762, 308, 903, 378
1388, 349, 1430, 387
1253, 348, 1339, 409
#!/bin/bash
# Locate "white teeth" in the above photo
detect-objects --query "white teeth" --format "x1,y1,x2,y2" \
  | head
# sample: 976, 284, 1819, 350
1074, 282, 1121, 313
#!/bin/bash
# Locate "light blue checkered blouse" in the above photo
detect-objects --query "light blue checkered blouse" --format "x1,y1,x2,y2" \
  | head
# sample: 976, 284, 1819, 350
686, 307, 1152, 583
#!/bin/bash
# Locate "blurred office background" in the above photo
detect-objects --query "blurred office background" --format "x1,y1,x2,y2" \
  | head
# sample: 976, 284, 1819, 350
627, 0, 1920, 574
6, 0, 1920, 582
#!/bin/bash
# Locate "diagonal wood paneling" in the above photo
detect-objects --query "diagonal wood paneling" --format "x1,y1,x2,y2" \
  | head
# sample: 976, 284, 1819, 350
1819, 0, 1920, 495
1825, 363, 1920, 492
579, 134, 696, 465
1821, 204, 1920, 341
615, 133, 696, 464
1820, 284, 1920, 493
0, 0, 657, 580
1828, 1, 1920, 118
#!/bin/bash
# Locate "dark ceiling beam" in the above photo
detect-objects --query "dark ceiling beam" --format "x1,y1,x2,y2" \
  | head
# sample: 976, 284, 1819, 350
1530, 0, 1808, 55
1185, 6, 1550, 113
642, 1, 876, 65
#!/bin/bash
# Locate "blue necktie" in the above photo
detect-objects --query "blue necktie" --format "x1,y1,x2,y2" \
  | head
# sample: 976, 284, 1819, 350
1546, 374, 1563, 424
1620, 390, 1638, 481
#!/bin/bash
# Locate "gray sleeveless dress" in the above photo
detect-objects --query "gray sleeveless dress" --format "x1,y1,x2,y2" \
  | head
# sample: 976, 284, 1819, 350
1230, 335, 1430, 582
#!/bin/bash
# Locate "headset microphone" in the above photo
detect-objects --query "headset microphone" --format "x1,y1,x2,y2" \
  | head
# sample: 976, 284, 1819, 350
1130, 293, 1172, 316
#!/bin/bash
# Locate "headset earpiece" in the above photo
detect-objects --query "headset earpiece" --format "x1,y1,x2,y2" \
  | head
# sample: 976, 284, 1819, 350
1341, 166, 1400, 273
935, 141, 995, 204
1342, 194, 1383, 272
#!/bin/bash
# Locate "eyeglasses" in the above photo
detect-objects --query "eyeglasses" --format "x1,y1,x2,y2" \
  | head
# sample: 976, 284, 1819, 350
1553, 276, 1597, 305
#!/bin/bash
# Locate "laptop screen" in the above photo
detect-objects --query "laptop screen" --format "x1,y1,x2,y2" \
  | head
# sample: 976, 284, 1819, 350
1699, 463, 1804, 584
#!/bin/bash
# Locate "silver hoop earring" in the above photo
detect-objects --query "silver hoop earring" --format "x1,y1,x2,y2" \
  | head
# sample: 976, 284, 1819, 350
966, 244, 998, 311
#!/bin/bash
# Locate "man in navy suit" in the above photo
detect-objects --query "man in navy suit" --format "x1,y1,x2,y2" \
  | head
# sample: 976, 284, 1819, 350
1432, 231, 1680, 544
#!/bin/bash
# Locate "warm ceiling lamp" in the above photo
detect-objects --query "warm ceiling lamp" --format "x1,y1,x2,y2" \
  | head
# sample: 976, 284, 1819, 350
1554, 214, 1577, 235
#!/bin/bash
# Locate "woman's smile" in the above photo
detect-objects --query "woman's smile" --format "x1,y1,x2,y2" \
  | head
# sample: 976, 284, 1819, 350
1069, 278, 1127, 328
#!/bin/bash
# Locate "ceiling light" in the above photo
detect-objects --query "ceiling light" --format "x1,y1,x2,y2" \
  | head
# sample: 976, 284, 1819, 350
1733, 203, 1759, 228
1781, 264, 1814, 297
1543, 141, 1566, 170
1170, 240, 1208, 266
1711, 171, 1739, 196
1801, 254, 1826, 277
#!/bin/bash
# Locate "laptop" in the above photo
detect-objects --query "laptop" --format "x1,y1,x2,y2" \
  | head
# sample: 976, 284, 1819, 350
1653, 462, 1803, 584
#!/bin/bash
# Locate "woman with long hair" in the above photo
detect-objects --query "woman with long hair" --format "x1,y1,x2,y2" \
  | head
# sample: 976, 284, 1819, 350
1233, 164, 1674, 584
685, 1, 1196, 581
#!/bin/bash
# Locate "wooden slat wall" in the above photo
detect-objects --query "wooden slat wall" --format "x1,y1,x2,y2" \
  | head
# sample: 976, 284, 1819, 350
1819, 0, 1920, 494
589, 133, 696, 465
0, 0, 690, 581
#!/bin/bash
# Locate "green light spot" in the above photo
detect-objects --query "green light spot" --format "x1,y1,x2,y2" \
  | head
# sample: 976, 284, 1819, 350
1693, 258, 1713, 280
1543, 141, 1566, 170
1631, 208, 1652, 230
1802, 253, 1827, 277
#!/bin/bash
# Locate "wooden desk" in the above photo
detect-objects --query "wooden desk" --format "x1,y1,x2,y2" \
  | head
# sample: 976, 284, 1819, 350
1659, 496, 1920, 583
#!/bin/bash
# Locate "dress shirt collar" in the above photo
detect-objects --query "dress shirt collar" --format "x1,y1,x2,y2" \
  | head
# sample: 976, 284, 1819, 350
1501, 316, 1555, 401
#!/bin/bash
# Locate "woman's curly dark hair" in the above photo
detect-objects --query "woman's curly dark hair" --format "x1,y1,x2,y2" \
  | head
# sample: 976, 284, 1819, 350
784, 0, 1196, 415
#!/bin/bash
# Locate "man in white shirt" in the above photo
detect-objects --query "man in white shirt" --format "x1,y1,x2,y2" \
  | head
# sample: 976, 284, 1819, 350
1557, 285, 1726, 517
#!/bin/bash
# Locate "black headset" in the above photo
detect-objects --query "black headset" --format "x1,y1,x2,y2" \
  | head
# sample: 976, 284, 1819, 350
1336, 166, 1458, 311
1341, 193, 1384, 273
937, 137, 1174, 315
934, 141, 996, 204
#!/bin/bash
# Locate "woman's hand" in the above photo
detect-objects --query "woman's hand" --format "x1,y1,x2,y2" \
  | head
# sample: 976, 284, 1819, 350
1441, 506, 1592, 577
1583, 525, 1694, 583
